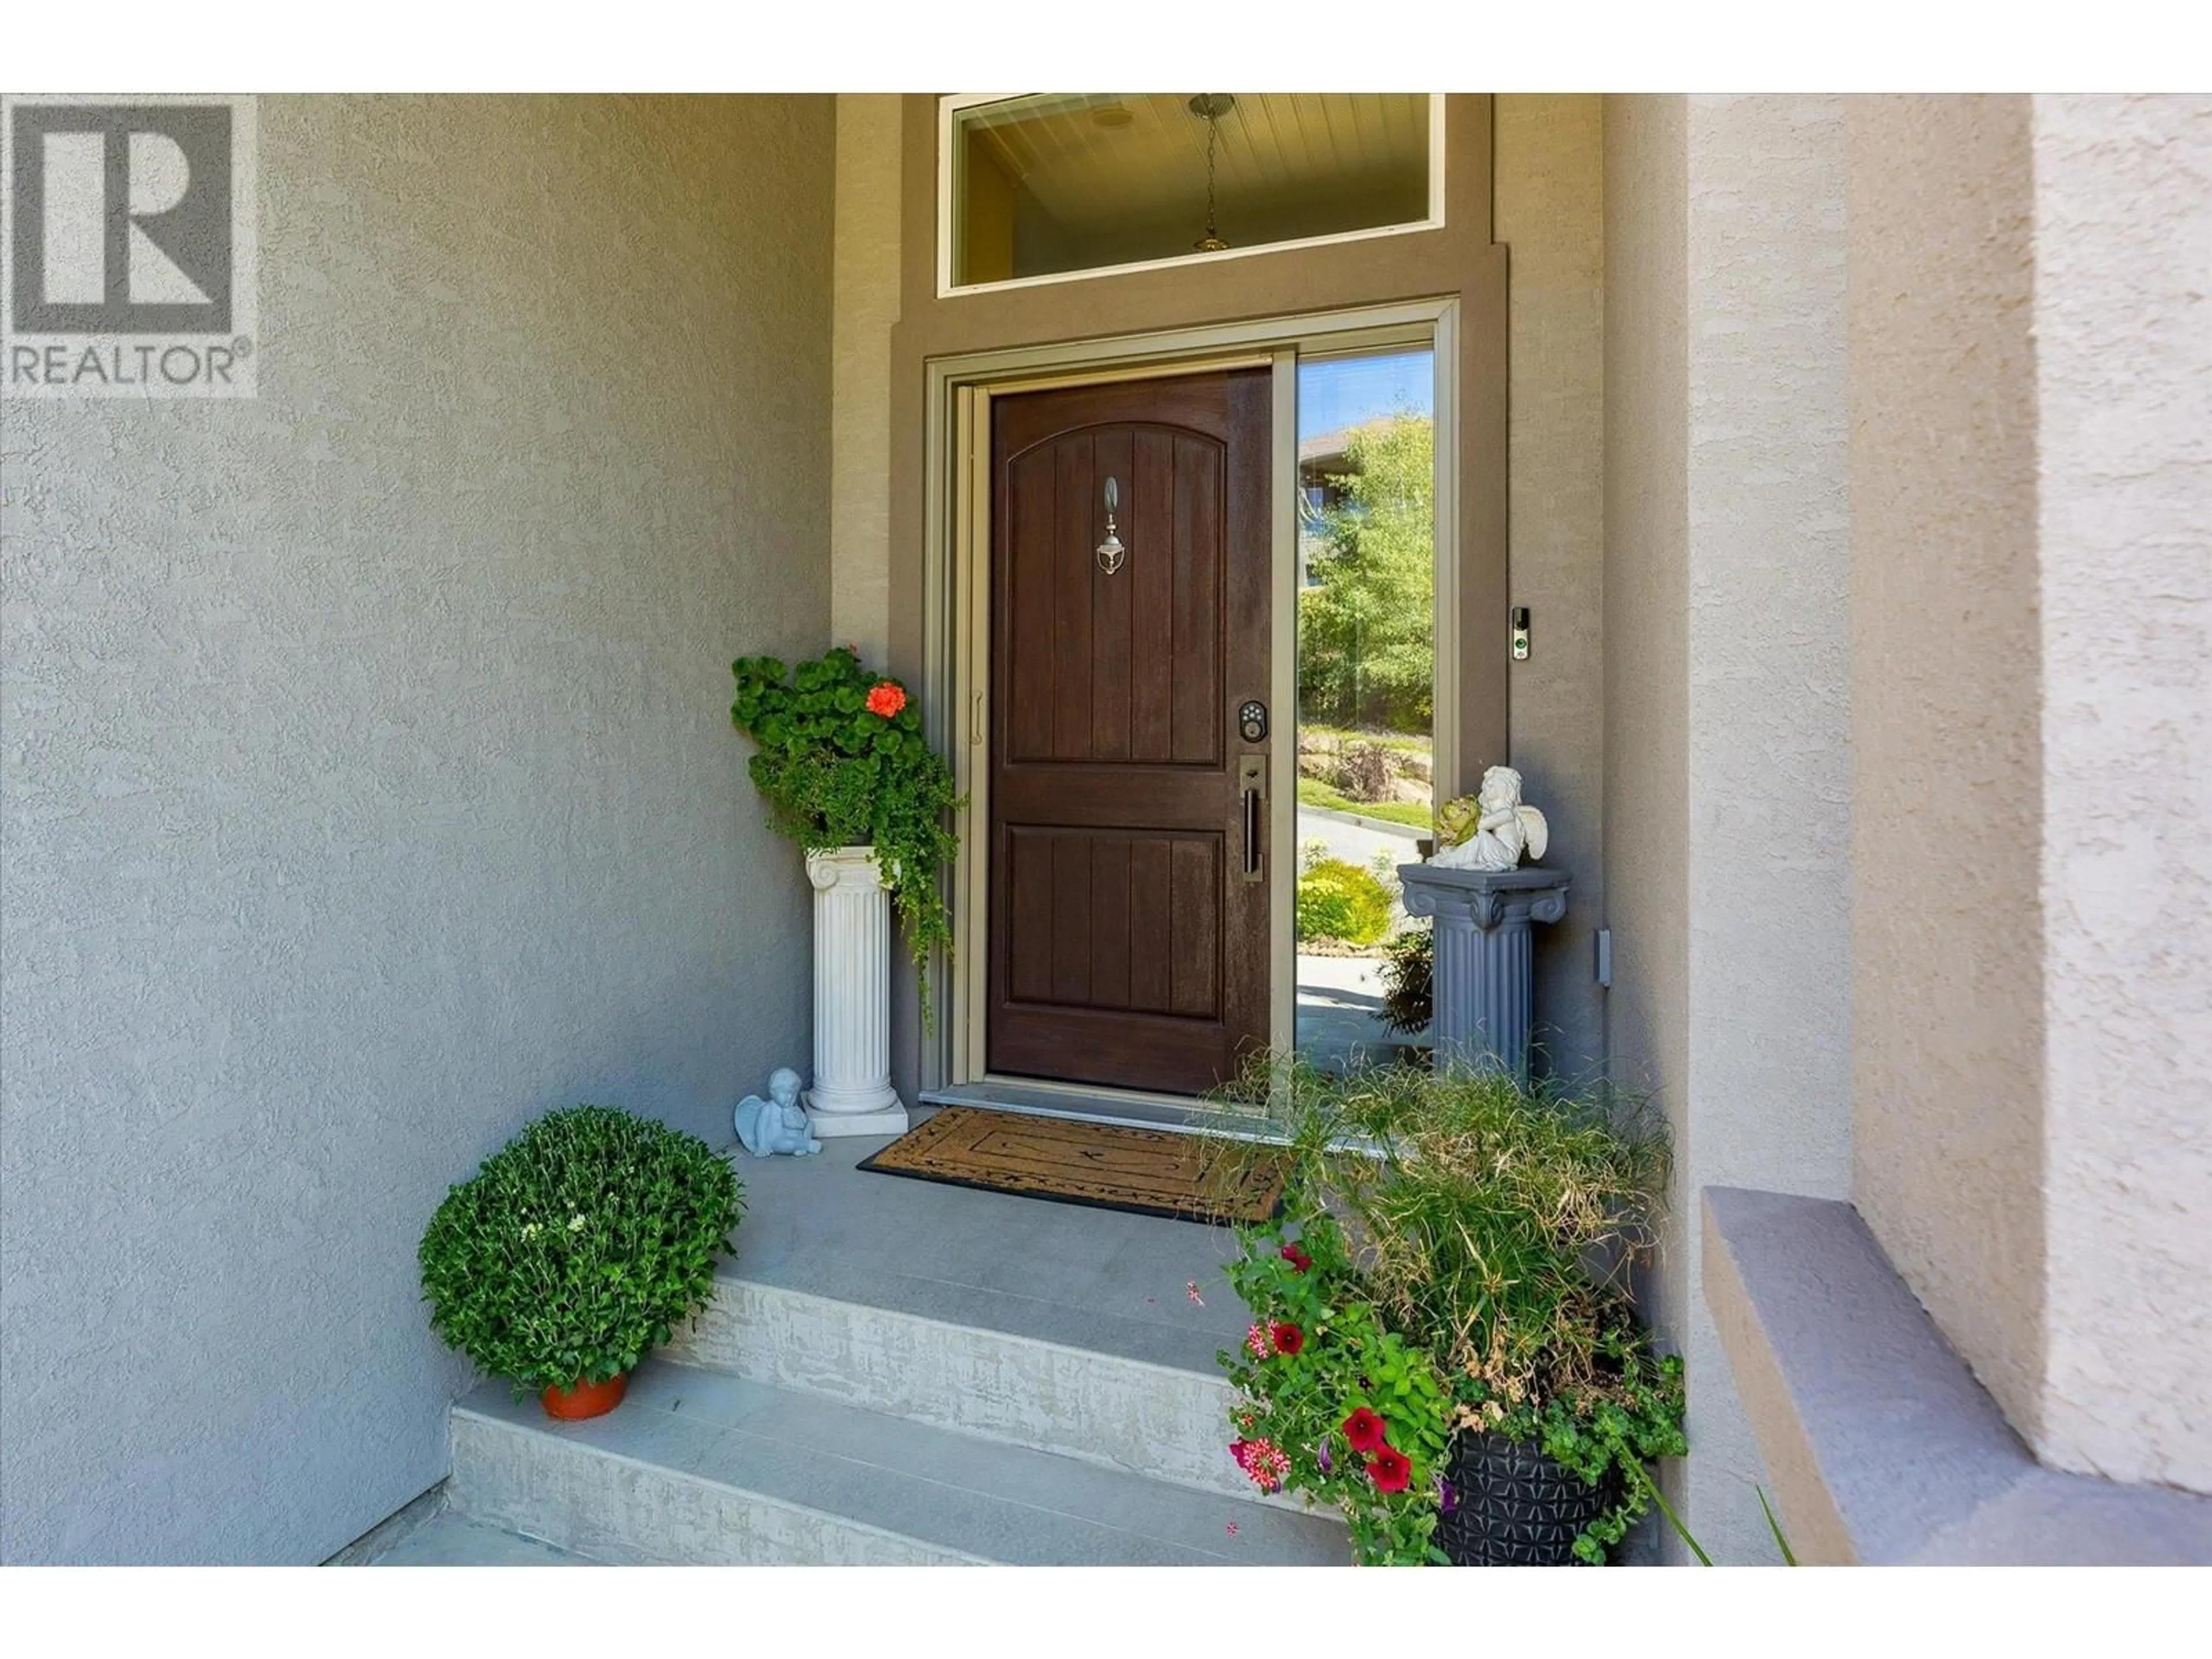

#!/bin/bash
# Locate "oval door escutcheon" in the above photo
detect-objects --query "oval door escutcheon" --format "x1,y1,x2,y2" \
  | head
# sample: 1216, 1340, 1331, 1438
1238, 700, 1268, 743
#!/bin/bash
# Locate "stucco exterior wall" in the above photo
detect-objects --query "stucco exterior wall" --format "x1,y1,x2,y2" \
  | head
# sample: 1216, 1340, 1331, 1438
1846, 96, 2049, 1442
0, 93, 836, 1563
1496, 94, 1607, 1080
1681, 92, 1855, 1556
1599, 90, 1696, 1539
1605, 94, 1855, 1562
830, 95, 903, 667
1683, 96, 1854, 1209
2031, 93, 2212, 1493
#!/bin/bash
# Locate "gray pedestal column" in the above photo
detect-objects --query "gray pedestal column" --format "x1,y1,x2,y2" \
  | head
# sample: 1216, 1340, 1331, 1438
1396, 865, 1571, 1081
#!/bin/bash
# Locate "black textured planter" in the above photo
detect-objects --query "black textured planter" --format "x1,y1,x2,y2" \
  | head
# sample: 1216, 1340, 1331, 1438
1436, 1429, 1615, 1566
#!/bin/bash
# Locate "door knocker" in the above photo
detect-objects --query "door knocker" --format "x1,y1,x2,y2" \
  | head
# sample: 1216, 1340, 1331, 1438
1096, 476, 1126, 575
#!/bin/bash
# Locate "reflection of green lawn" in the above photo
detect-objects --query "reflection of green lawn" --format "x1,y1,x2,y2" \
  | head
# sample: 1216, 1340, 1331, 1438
1300, 724, 1434, 756
1296, 777, 1435, 830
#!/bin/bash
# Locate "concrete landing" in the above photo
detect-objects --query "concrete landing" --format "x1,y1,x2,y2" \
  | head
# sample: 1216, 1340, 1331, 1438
712, 1130, 1253, 1374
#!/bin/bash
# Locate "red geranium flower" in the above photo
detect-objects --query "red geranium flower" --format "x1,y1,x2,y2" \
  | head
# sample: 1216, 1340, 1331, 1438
1270, 1321, 1305, 1357
1280, 1243, 1313, 1273
865, 681, 907, 718
1341, 1407, 1387, 1453
1366, 1445, 1413, 1494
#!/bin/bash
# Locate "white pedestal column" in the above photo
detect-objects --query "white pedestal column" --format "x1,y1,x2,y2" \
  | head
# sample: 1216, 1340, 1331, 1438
802, 846, 908, 1138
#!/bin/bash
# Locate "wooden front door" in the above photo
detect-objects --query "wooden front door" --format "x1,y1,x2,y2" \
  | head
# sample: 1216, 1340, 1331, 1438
987, 368, 1273, 1096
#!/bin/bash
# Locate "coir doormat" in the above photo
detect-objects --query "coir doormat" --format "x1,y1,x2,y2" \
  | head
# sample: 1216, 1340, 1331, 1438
858, 1107, 1286, 1226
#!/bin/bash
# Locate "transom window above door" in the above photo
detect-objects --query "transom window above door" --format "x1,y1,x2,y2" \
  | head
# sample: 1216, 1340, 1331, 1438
941, 93, 1443, 294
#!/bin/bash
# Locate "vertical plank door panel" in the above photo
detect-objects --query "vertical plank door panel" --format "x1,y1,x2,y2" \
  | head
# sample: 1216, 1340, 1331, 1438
987, 369, 1271, 1095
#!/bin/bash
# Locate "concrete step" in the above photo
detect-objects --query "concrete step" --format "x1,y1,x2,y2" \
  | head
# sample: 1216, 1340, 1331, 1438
370, 1510, 596, 1567
446, 1358, 1347, 1567
662, 1264, 1262, 1502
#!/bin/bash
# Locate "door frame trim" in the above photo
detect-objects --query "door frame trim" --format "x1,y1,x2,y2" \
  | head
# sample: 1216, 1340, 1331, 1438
923, 298, 1461, 1101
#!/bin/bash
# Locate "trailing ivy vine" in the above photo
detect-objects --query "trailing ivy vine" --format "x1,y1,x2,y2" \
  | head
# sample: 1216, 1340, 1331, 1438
730, 647, 961, 1025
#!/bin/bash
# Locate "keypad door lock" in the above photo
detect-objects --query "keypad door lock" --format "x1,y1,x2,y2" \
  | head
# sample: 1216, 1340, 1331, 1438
1238, 700, 1268, 743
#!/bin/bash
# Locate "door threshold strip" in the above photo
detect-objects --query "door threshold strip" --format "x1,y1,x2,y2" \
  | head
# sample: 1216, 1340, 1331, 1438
916, 1079, 1283, 1143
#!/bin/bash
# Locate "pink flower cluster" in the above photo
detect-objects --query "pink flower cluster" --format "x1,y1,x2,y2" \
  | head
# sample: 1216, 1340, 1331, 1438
1230, 1437, 1293, 1494
1243, 1320, 1307, 1360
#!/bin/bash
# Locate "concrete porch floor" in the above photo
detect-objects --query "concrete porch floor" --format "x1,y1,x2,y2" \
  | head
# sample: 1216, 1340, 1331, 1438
715, 1117, 1256, 1373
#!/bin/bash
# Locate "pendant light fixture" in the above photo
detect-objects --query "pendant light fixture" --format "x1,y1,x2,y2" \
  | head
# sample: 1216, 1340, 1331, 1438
1188, 93, 1235, 252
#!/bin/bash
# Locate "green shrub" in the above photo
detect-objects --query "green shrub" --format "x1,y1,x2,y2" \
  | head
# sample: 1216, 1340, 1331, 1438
1377, 923, 1433, 1035
418, 1105, 743, 1393
1297, 858, 1393, 945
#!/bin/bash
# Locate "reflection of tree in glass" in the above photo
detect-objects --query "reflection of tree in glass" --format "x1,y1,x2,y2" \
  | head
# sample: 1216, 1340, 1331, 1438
1298, 414, 1435, 734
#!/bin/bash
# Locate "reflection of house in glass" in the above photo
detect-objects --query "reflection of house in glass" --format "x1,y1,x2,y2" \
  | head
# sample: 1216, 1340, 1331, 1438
1296, 421, 1382, 586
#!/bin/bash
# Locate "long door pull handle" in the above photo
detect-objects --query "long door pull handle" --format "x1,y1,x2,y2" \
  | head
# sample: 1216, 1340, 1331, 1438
1237, 755, 1267, 885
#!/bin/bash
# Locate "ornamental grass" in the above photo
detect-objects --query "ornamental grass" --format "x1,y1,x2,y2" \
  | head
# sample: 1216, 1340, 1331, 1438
1205, 1054, 1683, 1564
1210, 1053, 1668, 1406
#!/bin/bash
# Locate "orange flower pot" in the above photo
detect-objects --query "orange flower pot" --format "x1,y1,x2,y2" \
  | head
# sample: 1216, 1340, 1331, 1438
540, 1373, 627, 1420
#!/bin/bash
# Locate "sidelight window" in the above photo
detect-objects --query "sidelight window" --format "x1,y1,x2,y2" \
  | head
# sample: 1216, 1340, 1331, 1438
1293, 346, 1438, 1073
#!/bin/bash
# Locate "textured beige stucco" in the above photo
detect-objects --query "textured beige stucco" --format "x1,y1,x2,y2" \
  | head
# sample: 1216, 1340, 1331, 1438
1681, 91, 1856, 1556
1607, 94, 1855, 1562
1684, 96, 1854, 1205
1846, 96, 2050, 1444
1496, 94, 1607, 1080
2031, 94, 2212, 1494
0, 94, 835, 1563
830, 96, 903, 666
1600, 90, 1696, 1546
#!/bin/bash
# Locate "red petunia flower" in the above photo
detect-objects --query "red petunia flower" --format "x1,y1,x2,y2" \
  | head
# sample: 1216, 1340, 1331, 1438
1280, 1243, 1313, 1273
1366, 1445, 1413, 1494
865, 681, 907, 718
1341, 1407, 1387, 1453
1270, 1321, 1305, 1357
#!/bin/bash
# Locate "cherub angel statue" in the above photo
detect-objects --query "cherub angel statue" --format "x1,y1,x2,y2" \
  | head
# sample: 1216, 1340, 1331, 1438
734, 1067, 821, 1158
1431, 766, 1549, 872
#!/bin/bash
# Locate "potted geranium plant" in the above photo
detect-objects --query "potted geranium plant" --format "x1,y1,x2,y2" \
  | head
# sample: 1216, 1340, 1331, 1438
418, 1104, 743, 1419
1209, 1056, 1683, 1565
730, 647, 959, 1131
1220, 1206, 1456, 1564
